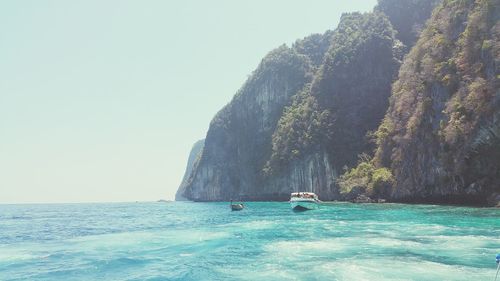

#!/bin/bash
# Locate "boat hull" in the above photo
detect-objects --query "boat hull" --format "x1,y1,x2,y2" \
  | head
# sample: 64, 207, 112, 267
230, 204, 244, 211
290, 200, 318, 211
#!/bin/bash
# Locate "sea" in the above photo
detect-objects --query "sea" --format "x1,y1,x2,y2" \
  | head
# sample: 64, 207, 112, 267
0, 202, 499, 281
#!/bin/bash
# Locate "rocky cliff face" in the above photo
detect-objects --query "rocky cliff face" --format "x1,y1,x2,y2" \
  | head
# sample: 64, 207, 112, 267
261, 150, 339, 200
263, 12, 403, 201
178, 3, 424, 202
181, 45, 314, 201
176, 0, 495, 204
372, 0, 500, 205
175, 139, 204, 201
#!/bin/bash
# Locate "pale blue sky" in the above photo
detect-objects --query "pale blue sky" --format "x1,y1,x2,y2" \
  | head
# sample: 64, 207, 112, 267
0, 0, 377, 203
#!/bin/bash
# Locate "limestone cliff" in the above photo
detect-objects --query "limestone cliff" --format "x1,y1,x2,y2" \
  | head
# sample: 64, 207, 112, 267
263, 12, 403, 201
175, 139, 204, 201
182, 45, 314, 201
372, 0, 500, 205
176, 0, 476, 203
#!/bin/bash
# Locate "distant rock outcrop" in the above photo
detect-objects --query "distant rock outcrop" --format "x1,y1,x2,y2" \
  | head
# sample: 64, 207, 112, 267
175, 139, 204, 201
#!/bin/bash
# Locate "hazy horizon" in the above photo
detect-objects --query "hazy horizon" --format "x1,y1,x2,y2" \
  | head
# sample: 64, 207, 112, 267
0, 0, 377, 204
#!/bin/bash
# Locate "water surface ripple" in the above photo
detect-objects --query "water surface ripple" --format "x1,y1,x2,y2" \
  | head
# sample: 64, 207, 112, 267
0, 202, 498, 280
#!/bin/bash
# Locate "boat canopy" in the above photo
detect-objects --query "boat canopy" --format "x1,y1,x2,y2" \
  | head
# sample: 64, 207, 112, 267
291, 192, 318, 199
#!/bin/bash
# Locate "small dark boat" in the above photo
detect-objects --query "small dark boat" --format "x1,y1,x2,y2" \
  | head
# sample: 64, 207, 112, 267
230, 200, 244, 211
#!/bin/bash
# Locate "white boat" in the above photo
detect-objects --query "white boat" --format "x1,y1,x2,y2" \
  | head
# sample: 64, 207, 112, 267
290, 192, 320, 211
230, 200, 244, 211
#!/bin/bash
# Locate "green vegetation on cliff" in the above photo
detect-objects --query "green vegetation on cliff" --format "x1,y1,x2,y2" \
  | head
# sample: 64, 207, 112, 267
345, 0, 500, 205
338, 155, 395, 199
266, 12, 402, 175
177, 0, 499, 205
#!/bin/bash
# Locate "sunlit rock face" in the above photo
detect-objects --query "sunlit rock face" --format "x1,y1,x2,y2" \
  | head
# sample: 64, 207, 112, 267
182, 45, 313, 201
175, 0, 499, 204
179, 12, 403, 202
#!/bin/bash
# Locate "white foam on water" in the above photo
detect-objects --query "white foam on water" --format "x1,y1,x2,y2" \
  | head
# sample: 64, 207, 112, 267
218, 252, 493, 281
59, 228, 232, 259
258, 235, 496, 280
217, 262, 297, 281
363, 236, 422, 248
406, 234, 498, 255
222, 220, 276, 231
314, 257, 492, 281
2, 203, 497, 281
0, 248, 35, 263
0, 243, 62, 265
421, 234, 498, 246
263, 239, 348, 258
263, 236, 423, 258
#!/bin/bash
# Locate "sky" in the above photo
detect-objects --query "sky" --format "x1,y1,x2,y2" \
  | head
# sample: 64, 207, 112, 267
0, 0, 377, 203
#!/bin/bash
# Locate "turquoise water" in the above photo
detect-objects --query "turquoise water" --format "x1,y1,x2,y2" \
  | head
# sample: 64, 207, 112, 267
0, 202, 499, 281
